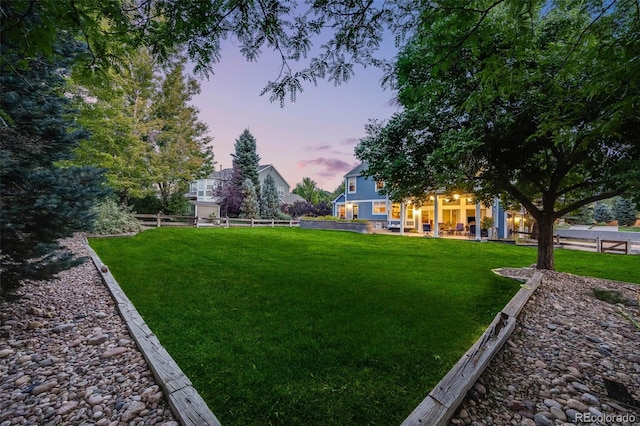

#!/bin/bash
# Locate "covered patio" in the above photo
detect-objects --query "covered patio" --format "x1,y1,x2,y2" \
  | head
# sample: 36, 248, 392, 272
383, 193, 512, 241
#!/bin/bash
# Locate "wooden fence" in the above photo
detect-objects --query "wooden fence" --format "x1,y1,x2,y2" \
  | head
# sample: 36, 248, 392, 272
134, 213, 300, 228
554, 235, 632, 254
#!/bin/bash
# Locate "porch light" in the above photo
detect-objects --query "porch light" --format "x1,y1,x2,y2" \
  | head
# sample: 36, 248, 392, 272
453, 194, 460, 200
429, 196, 435, 201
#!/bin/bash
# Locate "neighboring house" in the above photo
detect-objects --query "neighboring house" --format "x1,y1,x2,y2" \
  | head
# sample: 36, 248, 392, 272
257, 164, 305, 205
332, 162, 512, 238
187, 164, 304, 218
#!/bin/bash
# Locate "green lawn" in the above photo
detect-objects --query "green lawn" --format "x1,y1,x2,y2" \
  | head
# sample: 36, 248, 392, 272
89, 228, 640, 425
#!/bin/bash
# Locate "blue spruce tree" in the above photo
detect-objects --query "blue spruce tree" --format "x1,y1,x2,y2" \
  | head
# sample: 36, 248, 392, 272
0, 35, 106, 295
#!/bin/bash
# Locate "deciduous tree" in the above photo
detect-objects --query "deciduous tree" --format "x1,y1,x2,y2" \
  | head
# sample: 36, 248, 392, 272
356, 0, 640, 270
293, 177, 320, 205
147, 59, 214, 210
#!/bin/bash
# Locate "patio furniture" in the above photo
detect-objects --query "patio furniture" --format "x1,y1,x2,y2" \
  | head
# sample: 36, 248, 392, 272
423, 223, 432, 236
454, 223, 465, 235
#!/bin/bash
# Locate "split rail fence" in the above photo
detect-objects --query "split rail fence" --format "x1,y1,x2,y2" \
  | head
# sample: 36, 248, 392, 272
554, 235, 632, 254
134, 213, 300, 228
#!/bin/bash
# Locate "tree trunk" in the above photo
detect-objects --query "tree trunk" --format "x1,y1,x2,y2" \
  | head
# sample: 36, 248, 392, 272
536, 215, 555, 270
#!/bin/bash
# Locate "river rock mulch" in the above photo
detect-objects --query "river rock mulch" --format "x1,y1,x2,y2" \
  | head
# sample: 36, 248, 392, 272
0, 235, 178, 426
450, 268, 640, 425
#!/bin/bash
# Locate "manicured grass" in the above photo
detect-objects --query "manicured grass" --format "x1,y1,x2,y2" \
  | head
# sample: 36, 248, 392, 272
89, 228, 639, 425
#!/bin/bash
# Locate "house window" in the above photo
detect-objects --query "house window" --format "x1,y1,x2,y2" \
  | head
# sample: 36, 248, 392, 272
277, 186, 285, 196
373, 201, 386, 214
348, 178, 356, 193
391, 203, 401, 219
337, 205, 346, 219
375, 180, 384, 192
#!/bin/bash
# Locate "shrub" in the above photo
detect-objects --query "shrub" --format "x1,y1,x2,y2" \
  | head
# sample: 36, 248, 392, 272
92, 199, 141, 235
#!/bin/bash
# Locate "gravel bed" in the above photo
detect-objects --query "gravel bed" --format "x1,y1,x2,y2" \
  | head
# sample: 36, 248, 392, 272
450, 269, 640, 425
0, 235, 178, 426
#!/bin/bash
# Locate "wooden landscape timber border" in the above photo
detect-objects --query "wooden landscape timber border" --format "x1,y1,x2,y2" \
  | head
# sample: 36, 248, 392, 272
402, 270, 544, 426
83, 238, 221, 426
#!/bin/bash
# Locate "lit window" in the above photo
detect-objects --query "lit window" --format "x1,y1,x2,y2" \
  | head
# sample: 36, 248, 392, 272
348, 178, 356, 193
391, 203, 401, 219
375, 180, 384, 191
373, 201, 386, 214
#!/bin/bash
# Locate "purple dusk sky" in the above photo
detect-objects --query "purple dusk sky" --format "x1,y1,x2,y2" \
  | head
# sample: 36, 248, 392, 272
191, 39, 400, 192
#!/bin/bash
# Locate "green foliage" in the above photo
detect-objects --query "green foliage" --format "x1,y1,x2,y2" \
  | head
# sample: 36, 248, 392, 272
613, 197, 638, 227
232, 129, 261, 193
69, 50, 214, 208
260, 174, 281, 218
356, 0, 640, 270
293, 177, 320, 204
239, 179, 260, 219
592, 288, 634, 307
481, 217, 494, 230
593, 203, 614, 224
0, 34, 107, 295
572, 204, 594, 225
92, 199, 142, 235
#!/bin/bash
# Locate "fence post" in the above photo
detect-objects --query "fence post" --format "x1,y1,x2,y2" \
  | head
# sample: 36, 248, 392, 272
156, 212, 161, 228
289, 219, 293, 227
251, 218, 255, 228
194, 216, 199, 227
271, 218, 275, 227
555, 234, 560, 244
626, 240, 631, 255
596, 237, 601, 253
225, 217, 229, 228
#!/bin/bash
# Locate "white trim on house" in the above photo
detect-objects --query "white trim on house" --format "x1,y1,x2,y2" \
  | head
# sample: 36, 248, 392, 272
347, 177, 357, 193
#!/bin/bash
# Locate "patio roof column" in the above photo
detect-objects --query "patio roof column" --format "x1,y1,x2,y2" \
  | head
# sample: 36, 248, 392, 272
433, 195, 439, 238
475, 201, 482, 241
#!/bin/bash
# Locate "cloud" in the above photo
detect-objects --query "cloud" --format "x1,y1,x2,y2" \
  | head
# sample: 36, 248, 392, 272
309, 144, 332, 152
296, 157, 359, 178
339, 137, 359, 146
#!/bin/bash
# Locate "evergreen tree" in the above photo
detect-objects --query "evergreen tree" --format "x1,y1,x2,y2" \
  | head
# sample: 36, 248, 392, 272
0, 36, 106, 295
232, 129, 261, 194
239, 179, 260, 219
261, 174, 281, 218
593, 203, 614, 224
613, 197, 637, 227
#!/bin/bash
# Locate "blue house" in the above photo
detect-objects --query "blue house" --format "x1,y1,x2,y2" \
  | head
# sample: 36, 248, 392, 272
333, 162, 512, 238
